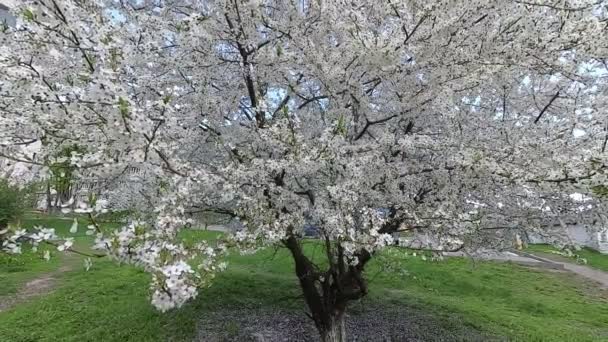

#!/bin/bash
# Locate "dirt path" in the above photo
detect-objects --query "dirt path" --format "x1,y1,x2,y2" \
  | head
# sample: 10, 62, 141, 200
0, 265, 72, 313
517, 252, 608, 288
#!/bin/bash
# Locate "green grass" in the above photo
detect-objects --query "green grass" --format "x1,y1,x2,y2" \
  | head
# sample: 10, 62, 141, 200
0, 251, 60, 297
368, 250, 608, 341
527, 244, 608, 272
0, 215, 75, 297
1, 214, 120, 297
0, 217, 607, 341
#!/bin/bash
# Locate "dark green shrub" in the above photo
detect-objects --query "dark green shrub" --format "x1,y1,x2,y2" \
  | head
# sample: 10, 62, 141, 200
0, 179, 22, 229
0, 178, 36, 229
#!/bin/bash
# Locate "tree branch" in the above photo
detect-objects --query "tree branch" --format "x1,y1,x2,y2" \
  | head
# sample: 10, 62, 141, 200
533, 91, 560, 124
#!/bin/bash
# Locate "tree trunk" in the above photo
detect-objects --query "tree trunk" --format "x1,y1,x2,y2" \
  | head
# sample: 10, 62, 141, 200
283, 232, 376, 342
320, 313, 346, 342
53, 195, 59, 212
46, 182, 52, 213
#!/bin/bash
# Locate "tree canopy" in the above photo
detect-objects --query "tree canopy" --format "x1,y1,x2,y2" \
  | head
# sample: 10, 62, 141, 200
1, 1, 607, 340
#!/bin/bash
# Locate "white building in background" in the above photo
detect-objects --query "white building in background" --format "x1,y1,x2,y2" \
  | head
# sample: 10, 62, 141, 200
596, 230, 608, 253
527, 224, 608, 254
0, 0, 17, 7
0, 1, 16, 27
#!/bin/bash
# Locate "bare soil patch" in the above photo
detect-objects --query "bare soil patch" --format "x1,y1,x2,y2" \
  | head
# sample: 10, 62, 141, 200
195, 305, 504, 342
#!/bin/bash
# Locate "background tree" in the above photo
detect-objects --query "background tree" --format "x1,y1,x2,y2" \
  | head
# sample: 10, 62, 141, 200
44, 144, 87, 211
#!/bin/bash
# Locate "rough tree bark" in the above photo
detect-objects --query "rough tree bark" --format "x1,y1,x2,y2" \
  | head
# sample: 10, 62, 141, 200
321, 314, 346, 342
283, 235, 371, 342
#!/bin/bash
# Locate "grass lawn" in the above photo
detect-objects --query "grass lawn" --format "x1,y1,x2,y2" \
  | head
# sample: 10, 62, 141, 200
526, 244, 608, 272
0, 250, 60, 297
0, 216, 607, 341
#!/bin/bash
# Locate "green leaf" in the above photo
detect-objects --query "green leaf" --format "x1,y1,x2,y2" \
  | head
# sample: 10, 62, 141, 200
118, 97, 131, 119
591, 185, 608, 198
472, 152, 483, 163
22, 9, 35, 22
335, 114, 347, 137
88, 193, 97, 207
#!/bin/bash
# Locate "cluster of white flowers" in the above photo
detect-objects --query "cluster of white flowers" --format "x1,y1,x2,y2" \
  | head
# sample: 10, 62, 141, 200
151, 261, 197, 312
1, 226, 57, 254
91, 218, 226, 310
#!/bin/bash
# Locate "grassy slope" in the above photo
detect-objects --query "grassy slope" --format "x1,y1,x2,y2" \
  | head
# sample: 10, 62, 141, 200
0, 216, 72, 297
0, 218, 607, 341
527, 244, 608, 272
369, 253, 608, 341
1, 215, 121, 296
0, 251, 60, 297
